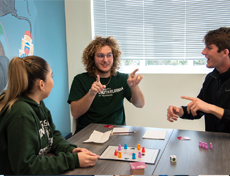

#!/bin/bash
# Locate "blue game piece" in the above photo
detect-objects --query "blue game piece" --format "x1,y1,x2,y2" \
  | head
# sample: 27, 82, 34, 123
124, 143, 127, 149
132, 153, 136, 159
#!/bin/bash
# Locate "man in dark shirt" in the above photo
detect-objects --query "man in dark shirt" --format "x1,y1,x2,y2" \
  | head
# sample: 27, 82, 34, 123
167, 27, 230, 133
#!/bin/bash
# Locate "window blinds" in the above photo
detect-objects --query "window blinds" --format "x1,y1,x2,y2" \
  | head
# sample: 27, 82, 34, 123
93, 0, 230, 60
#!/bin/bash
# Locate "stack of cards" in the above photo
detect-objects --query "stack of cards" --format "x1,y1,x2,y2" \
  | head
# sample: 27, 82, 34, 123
129, 162, 147, 175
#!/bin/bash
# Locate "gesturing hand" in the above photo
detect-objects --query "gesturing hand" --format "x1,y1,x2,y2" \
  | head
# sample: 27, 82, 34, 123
90, 75, 106, 96
127, 69, 143, 88
181, 96, 211, 116
167, 105, 182, 122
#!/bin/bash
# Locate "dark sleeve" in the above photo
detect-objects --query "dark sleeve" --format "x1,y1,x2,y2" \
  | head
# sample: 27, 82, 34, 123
46, 111, 77, 154
180, 106, 204, 120
67, 75, 86, 104
40, 101, 78, 154
123, 74, 132, 101
7, 108, 79, 175
220, 108, 230, 127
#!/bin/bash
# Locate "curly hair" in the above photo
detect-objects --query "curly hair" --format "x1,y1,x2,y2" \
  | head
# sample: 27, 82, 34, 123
82, 36, 122, 76
203, 27, 230, 56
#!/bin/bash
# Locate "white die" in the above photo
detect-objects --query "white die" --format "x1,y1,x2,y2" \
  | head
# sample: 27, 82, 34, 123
170, 155, 177, 162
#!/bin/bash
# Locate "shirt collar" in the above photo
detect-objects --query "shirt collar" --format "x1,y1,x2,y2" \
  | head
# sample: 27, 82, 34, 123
211, 68, 230, 82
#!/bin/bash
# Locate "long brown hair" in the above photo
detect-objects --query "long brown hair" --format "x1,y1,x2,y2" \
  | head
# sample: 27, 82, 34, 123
0, 56, 49, 112
82, 36, 122, 76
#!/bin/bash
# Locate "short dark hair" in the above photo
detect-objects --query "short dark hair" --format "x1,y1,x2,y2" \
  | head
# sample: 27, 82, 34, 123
203, 27, 230, 56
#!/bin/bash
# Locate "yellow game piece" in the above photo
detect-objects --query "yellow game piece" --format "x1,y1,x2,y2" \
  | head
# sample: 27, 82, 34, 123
118, 151, 122, 158
137, 144, 141, 150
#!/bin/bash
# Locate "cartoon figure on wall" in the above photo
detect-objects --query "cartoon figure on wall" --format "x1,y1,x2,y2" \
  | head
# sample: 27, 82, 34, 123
19, 30, 34, 58
0, 23, 10, 93
0, 0, 34, 92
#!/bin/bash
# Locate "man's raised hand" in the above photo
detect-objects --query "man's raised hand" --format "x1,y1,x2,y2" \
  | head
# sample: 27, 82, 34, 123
90, 75, 106, 96
127, 69, 143, 87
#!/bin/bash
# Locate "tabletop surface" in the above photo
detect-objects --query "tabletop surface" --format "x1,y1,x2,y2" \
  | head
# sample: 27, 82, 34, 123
64, 123, 173, 175
154, 129, 230, 175
64, 123, 230, 175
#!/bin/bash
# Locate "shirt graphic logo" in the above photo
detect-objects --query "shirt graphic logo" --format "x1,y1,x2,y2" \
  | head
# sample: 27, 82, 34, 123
98, 87, 123, 97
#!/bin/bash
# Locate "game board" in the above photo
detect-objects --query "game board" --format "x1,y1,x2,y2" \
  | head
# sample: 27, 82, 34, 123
99, 145, 160, 164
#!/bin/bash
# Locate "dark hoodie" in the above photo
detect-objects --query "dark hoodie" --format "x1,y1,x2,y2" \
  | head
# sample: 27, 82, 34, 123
181, 68, 230, 133
0, 95, 80, 174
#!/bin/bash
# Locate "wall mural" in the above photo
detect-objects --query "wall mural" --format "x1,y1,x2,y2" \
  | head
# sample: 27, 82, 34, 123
0, 0, 70, 135
0, 0, 33, 92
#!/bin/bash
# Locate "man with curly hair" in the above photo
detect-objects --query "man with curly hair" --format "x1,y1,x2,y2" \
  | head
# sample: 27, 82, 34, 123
167, 27, 230, 133
68, 36, 145, 133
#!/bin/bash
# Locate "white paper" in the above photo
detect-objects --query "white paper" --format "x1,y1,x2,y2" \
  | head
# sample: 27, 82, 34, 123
111, 127, 130, 135
143, 130, 167, 140
83, 130, 111, 143
112, 127, 130, 133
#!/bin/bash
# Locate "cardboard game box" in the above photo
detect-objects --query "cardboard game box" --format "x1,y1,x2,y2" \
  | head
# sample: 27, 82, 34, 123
130, 162, 147, 175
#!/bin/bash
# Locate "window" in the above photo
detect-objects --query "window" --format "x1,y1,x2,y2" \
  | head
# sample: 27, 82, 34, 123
92, 0, 230, 73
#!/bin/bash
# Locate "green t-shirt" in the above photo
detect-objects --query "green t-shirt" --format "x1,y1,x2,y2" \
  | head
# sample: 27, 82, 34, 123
68, 72, 132, 132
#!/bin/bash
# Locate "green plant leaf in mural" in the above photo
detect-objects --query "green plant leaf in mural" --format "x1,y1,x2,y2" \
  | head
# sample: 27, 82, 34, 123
0, 25, 3, 35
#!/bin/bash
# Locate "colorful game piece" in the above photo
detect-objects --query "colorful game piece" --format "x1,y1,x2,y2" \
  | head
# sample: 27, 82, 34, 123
124, 143, 127, 149
114, 149, 117, 156
100, 145, 160, 164
132, 153, 136, 159
202, 142, 206, 148
199, 141, 202, 147
205, 143, 208, 149
209, 142, 213, 149
170, 155, 177, 162
118, 151, 122, 158
118, 144, 122, 151
142, 147, 145, 155
137, 144, 141, 150
138, 151, 142, 158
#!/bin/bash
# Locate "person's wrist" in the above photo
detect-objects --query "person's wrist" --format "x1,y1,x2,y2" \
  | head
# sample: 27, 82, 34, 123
178, 107, 184, 117
130, 84, 139, 89
89, 89, 96, 97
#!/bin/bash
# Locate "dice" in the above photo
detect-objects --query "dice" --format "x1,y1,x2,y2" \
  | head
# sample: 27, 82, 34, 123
170, 155, 177, 162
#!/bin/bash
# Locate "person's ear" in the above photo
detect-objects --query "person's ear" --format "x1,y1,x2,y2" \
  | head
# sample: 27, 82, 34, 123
223, 49, 229, 57
38, 80, 45, 91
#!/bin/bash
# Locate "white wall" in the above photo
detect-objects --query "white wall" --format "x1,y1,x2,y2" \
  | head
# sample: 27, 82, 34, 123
65, 0, 206, 133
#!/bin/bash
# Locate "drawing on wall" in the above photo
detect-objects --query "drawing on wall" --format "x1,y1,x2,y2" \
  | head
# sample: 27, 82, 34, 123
0, 0, 32, 33
19, 30, 34, 58
0, 0, 34, 92
0, 23, 9, 93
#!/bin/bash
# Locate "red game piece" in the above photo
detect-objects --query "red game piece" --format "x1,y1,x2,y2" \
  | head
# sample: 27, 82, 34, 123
142, 147, 145, 155
114, 149, 118, 156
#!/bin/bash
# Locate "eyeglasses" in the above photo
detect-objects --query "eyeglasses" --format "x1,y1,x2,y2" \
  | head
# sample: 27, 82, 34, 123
96, 53, 113, 59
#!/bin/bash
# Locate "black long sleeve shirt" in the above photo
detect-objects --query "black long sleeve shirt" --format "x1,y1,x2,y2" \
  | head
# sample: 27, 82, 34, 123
181, 68, 230, 133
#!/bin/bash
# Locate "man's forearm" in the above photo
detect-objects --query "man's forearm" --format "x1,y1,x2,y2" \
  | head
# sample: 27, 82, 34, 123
70, 91, 95, 119
209, 105, 224, 119
130, 85, 145, 108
